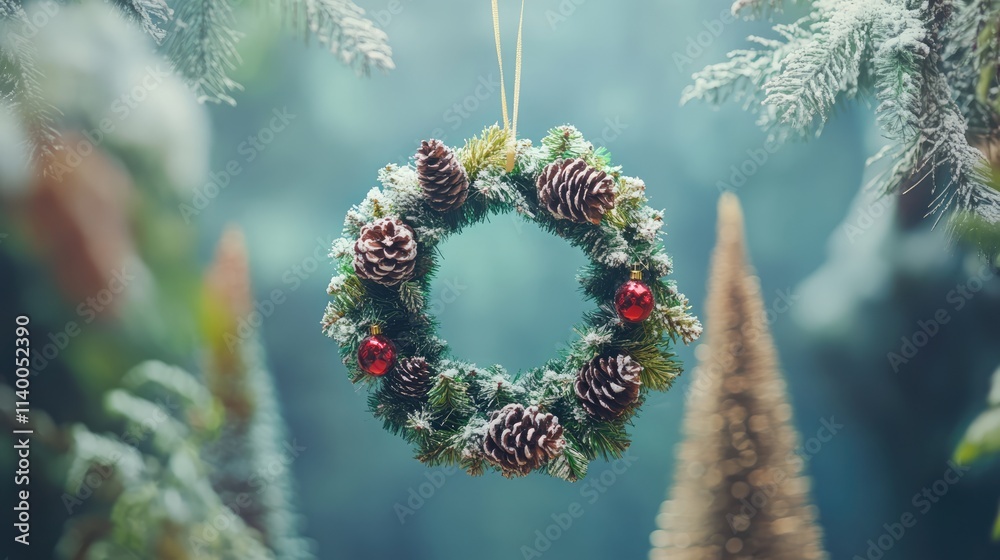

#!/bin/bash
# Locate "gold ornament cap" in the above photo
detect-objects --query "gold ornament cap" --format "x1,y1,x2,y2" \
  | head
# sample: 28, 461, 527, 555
630, 266, 643, 281
370, 324, 383, 336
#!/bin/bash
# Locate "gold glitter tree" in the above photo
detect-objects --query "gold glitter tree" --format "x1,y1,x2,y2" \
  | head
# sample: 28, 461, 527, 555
649, 193, 827, 560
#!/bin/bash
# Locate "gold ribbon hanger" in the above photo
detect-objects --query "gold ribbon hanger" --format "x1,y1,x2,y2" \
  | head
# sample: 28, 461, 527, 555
491, 0, 526, 172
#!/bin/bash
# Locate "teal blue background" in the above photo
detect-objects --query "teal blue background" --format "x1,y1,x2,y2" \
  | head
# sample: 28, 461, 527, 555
4, 0, 1000, 558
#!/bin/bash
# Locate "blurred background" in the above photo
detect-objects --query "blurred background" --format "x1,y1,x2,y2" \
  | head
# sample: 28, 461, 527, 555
2, 0, 1000, 558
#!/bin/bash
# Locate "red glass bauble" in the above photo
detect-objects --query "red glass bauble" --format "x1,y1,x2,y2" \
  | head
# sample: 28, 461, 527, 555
615, 279, 654, 323
358, 334, 397, 376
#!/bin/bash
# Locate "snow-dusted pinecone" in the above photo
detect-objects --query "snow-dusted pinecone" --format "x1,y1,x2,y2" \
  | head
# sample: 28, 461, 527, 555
353, 217, 418, 286
416, 139, 469, 212
537, 158, 615, 224
575, 355, 642, 420
482, 404, 565, 477
386, 357, 432, 400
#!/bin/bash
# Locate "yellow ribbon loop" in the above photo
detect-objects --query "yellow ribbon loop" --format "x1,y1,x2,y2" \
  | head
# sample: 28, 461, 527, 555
491, 0, 526, 172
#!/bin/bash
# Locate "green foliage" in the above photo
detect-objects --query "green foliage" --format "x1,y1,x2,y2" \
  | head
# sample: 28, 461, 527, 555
685, 0, 1000, 233
60, 360, 313, 558
165, 0, 244, 105
115, 0, 173, 43
0, 0, 62, 173
428, 371, 472, 418
0, 0, 392, 170
278, 0, 394, 75
541, 124, 613, 170
323, 126, 701, 479
457, 123, 510, 180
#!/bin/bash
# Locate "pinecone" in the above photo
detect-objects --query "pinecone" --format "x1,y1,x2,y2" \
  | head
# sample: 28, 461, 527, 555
416, 139, 469, 212
482, 404, 565, 477
536, 158, 615, 224
353, 217, 418, 286
575, 355, 642, 420
385, 357, 432, 400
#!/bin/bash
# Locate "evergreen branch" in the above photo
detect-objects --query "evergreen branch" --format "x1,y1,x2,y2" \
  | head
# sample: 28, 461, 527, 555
427, 371, 472, 419
281, 0, 393, 74
687, 0, 1000, 231
763, 1, 874, 134
681, 30, 807, 138
872, 5, 928, 138
546, 444, 588, 482
731, 0, 797, 20
105, 389, 189, 452
0, 0, 62, 175
164, 0, 243, 105
397, 280, 425, 316
458, 123, 510, 180
112, 0, 174, 43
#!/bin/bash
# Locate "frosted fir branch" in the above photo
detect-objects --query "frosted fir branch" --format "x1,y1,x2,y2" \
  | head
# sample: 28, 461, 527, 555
406, 409, 434, 434
731, 0, 796, 20
542, 124, 594, 162
763, 1, 875, 134
475, 374, 525, 408
114, 0, 174, 43
578, 326, 615, 355
682, 30, 806, 115
688, 0, 1000, 229
659, 295, 704, 345
329, 237, 353, 259
0, 0, 62, 174
327, 274, 349, 294
868, 56, 999, 226
473, 168, 529, 210
872, 5, 928, 139
398, 281, 425, 315
546, 444, 588, 482
524, 369, 575, 408
164, 0, 243, 105
324, 312, 359, 345
280, 0, 393, 75
65, 425, 145, 491
105, 389, 189, 452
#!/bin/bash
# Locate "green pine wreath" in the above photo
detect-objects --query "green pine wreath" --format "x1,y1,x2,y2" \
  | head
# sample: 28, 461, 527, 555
322, 125, 701, 480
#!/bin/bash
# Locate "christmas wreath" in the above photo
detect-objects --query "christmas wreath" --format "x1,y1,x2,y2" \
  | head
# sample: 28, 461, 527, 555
322, 125, 701, 480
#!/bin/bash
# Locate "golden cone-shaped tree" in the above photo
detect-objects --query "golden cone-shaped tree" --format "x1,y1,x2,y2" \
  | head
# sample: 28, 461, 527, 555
650, 193, 827, 560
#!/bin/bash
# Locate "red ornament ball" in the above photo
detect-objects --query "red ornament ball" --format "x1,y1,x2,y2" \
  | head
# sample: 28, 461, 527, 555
615, 279, 654, 323
358, 333, 397, 376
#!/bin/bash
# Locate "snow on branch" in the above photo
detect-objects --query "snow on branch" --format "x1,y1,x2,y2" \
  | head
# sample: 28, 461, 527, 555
685, 0, 1000, 232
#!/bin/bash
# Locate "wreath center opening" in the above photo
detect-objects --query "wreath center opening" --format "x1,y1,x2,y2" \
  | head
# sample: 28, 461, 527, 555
433, 217, 588, 371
